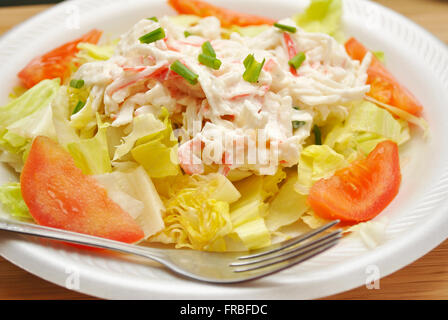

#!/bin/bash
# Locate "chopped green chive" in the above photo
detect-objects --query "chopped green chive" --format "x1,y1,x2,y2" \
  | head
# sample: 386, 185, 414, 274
170, 60, 199, 85
70, 79, 84, 89
292, 120, 306, 129
313, 125, 322, 145
243, 54, 265, 83
139, 27, 165, 44
184, 30, 192, 37
198, 54, 222, 70
72, 101, 85, 115
198, 41, 221, 70
147, 16, 158, 22
201, 41, 216, 58
274, 23, 297, 33
288, 52, 306, 70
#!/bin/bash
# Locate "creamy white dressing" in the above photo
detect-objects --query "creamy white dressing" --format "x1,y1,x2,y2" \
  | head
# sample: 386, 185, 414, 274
74, 16, 370, 175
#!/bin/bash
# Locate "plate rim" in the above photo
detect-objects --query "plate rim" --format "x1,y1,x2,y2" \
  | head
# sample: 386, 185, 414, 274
0, 0, 448, 299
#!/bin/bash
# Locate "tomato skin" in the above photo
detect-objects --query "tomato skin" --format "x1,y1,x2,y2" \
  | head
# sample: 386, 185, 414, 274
345, 37, 423, 116
18, 29, 102, 88
168, 0, 275, 27
20, 136, 144, 244
308, 141, 401, 223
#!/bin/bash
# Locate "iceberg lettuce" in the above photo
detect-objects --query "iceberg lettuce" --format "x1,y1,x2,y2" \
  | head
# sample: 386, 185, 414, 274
113, 113, 165, 161
295, 144, 348, 195
94, 166, 165, 239
0, 182, 31, 220
67, 114, 112, 175
131, 109, 180, 178
293, 0, 344, 42
265, 171, 309, 232
0, 79, 60, 171
150, 173, 239, 251
325, 100, 411, 156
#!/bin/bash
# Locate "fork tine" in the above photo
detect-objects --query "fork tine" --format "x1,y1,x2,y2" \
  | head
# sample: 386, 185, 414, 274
230, 229, 341, 267
237, 219, 340, 260
232, 240, 340, 279
232, 231, 341, 273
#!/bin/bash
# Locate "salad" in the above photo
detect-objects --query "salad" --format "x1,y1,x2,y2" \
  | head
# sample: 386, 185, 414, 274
0, 0, 428, 252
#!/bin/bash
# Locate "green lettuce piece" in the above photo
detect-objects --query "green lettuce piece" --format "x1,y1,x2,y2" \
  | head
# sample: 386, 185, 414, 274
295, 144, 348, 195
0, 79, 60, 171
265, 171, 309, 232
0, 79, 60, 129
373, 51, 385, 63
228, 25, 270, 37
94, 166, 165, 239
228, 173, 287, 250
325, 100, 410, 156
131, 109, 180, 178
66, 114, 112, 175
150, 174, 237, 251
75, 41, 117, 64
293, 0, 344, 42
0, 182, 32, 220
51, 87, 112, 175
168, 14, 201, 28
113, 113, 165, 161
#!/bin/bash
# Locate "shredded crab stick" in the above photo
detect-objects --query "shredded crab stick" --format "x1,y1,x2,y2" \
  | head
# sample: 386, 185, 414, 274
345, 37, 423, 116
168, 0, 275, 27
18, 29, 102, 88
20, 136, 144, 244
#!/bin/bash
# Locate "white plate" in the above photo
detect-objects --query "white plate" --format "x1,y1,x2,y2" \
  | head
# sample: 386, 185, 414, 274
0, 0, 447, 300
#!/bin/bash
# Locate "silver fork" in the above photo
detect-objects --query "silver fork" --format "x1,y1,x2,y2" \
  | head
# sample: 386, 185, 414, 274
0, 217, 341, 283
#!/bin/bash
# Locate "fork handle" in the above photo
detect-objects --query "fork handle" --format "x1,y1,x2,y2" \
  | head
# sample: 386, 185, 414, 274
0, 217, 166, 263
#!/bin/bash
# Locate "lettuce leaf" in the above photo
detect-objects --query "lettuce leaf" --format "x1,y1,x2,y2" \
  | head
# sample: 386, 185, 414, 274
52, 87, 112, 175
94, 166, 165, 239
0, 79, 60, 171
67, 114, 112, 175
293, 0, 344, 42
265, 171, 309, 232
113, 113, 165, 161
295, 144, 348, 195
131, 109, 180, 178
150, 174, 238, 251
75, 41, 117, 63
228, 25, 270, 37
0, 182, 32, 220
227, 172, 289, 250
325, 100, 410, 156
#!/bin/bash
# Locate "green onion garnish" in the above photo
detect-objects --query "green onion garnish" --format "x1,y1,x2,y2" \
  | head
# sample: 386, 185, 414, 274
70, 79, 84, 89
288, 52, 306, 70
139, 27, 165, 44
243, 54, 265, 83
198, 41, 221, 70
274, 23, 297, 33
201, 41, 216, 58
72, 101, 85, 115
293, 106, 300, 110
292, 120, 306, 129
170, 60, 199, 85
313, 125, 322, 145
147, 16, 158, 22
184, 30, 192, 37
198, 54, 222, 70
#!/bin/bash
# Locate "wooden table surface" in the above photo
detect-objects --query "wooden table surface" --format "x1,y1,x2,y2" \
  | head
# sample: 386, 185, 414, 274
0, 0, 447, 300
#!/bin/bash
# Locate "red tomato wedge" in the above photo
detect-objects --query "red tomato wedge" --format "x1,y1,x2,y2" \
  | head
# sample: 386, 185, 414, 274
167, 0, 275, 27
18, 29, 102, 89
345, 37, 423, 116
308, 140, 401, 223
20, 136, 144, 244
